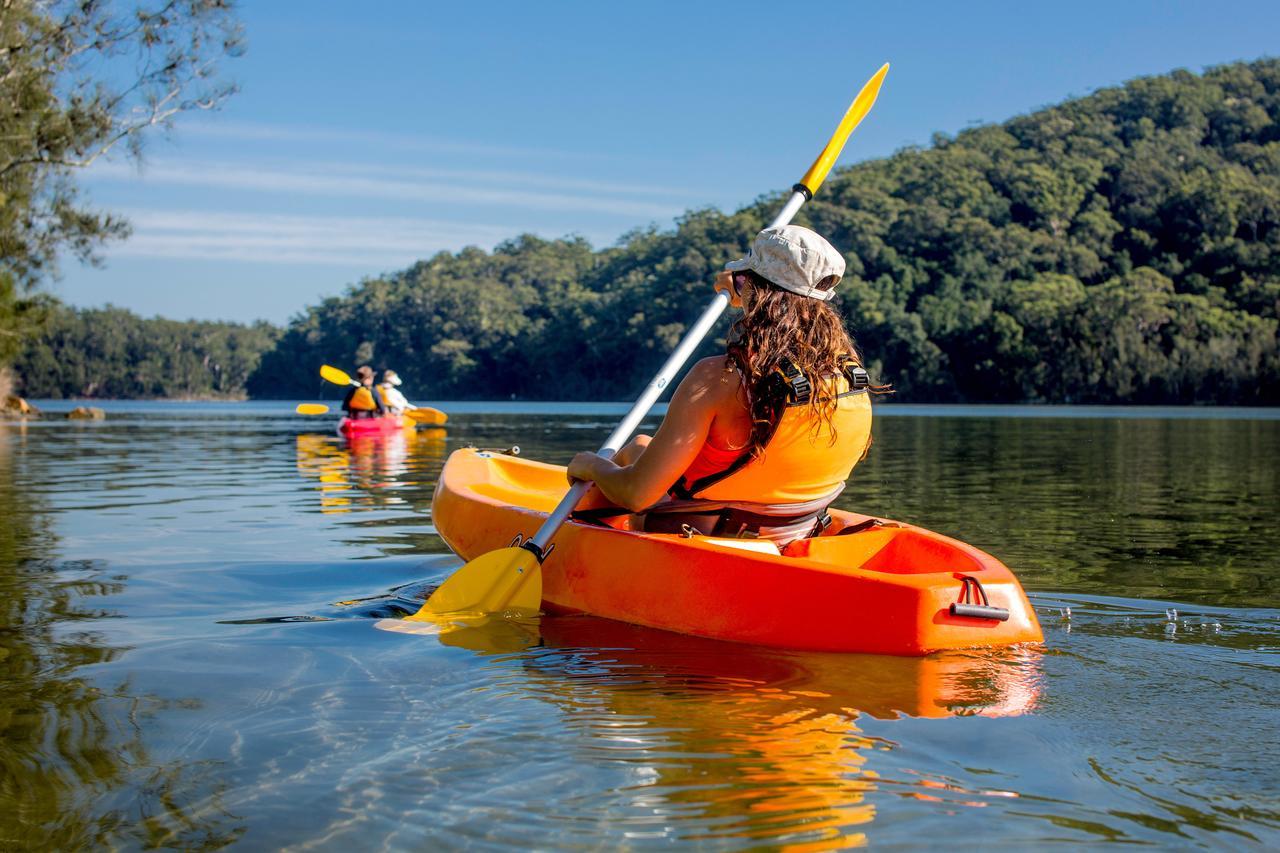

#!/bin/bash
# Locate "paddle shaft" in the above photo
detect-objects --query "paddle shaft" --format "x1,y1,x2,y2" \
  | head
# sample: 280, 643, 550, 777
525, 191, 809, 553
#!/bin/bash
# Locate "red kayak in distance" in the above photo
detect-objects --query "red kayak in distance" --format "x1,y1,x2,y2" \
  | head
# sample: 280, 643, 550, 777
336, 407, 448, 437
338, 414, 412, 438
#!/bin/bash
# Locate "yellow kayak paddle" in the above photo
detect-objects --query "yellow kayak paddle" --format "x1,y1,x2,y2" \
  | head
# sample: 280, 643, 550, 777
319, 364, 357, 387
404, 408, 447, 425
318, 364, 448, 425
296, 403, 331, 415
409, 63, 890, 623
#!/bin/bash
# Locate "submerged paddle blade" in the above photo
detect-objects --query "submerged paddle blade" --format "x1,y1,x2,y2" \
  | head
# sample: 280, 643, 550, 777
374, 614, 541, 653
295, 403, 330, 415
408, 546, 542, 619
320, 364, 355, 386
406, 407, 448, 425
798, 62, 889, 195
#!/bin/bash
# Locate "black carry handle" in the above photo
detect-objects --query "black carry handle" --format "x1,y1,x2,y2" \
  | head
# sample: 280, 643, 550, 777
950, 576, 1010, 622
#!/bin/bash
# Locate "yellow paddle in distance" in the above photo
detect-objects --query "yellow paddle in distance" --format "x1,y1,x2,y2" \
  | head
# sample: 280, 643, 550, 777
320, 364, 356, 386
405, 408, 448, 425
296, 403, 330, 415
319, 364, 449, 424
408, 63, 890, 623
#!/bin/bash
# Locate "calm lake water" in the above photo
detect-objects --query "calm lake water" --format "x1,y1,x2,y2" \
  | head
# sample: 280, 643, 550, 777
2, 401, 1277, 849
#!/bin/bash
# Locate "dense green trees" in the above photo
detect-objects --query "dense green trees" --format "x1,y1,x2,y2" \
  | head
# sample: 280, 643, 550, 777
250, 60, 1279, 404
801, 60, 1280, 402
18, 59, 1280, 403
16, 304, 277, 398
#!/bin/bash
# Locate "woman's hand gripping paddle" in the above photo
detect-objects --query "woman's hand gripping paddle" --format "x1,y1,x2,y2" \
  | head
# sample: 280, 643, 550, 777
410, 63, 890, 622
318, 364, 448, 424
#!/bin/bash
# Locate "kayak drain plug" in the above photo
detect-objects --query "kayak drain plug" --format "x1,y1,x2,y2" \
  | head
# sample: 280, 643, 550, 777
950, 576, 1010, 622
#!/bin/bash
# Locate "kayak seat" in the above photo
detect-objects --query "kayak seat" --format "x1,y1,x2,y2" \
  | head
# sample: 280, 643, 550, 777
694, 537, 782, 556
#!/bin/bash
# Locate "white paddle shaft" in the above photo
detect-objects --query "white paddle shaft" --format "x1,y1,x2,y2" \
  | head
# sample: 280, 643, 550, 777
526, 189, 809, 552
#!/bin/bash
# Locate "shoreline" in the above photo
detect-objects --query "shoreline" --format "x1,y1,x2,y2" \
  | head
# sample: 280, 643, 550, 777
19, 399, 1280, 421
24, 395, 1280, 410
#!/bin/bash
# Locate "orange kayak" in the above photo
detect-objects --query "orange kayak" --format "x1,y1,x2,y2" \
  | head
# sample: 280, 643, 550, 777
431, 448, 1044, 655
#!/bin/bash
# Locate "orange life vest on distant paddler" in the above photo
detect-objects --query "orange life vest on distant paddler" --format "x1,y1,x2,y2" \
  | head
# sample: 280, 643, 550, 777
347, 386, 378, 411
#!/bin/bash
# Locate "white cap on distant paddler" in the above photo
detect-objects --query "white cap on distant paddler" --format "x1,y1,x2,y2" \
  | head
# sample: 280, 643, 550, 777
724, 225, 846, 301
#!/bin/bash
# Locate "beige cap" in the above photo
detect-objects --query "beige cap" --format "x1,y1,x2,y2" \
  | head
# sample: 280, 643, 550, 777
724, 225, 846, 301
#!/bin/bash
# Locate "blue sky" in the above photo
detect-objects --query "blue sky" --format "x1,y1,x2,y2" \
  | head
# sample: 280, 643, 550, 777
57, 0, 1280, 324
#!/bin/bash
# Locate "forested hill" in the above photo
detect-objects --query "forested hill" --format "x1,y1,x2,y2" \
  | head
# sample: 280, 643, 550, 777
249, 59, 1280, 404
15, 305, 279, 399
22, 59, 1280, 403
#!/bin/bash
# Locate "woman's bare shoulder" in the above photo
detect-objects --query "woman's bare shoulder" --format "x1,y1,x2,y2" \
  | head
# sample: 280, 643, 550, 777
670, 357, 744, 416
683, 356, 742, 391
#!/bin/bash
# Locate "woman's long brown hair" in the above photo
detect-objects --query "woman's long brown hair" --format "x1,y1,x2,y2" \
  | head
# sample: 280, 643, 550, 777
725, 269, 882, 457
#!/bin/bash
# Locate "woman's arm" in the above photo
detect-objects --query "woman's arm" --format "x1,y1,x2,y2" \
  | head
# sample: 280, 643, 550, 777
567, 357, 737, 511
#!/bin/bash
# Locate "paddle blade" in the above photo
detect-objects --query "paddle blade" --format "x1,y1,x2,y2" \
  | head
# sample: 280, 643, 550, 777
407, 546, 542, 619
406, 407, 448, 425
798, 62, 889, 195
295, 403, 330, 415
373, 615, 541, 654
320, 364, 355, 386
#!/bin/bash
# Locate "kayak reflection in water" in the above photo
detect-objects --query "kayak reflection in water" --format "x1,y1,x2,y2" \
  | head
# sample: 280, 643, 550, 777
378, 369, 412, 415
568, 225, 890, 546
342, 365, 388, 420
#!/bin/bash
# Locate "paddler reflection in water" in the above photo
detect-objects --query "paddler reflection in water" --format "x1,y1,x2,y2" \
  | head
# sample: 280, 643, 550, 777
342, 365, 388, 419
378, 370, 411, 414
568, 225, 888, 545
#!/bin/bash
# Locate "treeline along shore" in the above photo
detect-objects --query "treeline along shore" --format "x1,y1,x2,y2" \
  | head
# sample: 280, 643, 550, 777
13, 60, 1280, 404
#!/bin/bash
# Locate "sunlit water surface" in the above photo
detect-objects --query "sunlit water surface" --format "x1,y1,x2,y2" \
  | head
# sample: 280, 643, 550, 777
2, 401, 1277, 849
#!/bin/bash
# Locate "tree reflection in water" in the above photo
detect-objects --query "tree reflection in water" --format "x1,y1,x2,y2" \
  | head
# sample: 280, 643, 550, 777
0, 426, 241, 849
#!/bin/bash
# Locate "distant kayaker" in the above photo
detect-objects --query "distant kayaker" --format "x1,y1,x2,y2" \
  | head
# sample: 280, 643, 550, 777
378, 370, 412, 414
568, 225, 886, 544
342, 366, 388, 419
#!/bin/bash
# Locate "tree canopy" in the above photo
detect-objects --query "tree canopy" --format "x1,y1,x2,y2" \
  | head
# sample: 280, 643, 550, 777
249, 60, 1278, 404
14, 303, 277, 398
17, 58, 1280, 404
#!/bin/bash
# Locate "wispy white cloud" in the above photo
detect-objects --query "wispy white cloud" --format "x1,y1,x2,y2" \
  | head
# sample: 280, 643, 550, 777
108, 209, 564, 266
178, 118, 612, 163
90, 159, 683, 219
335, 161, 695, 199
168, 120, 702, 196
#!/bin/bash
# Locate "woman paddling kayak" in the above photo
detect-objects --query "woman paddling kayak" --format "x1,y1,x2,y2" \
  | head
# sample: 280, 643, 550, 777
568, 225, 887, 545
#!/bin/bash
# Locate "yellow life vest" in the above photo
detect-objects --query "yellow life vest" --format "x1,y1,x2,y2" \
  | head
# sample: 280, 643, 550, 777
348, 386, 377, 410
697, 392, 870, 504
678, 365, 872, 505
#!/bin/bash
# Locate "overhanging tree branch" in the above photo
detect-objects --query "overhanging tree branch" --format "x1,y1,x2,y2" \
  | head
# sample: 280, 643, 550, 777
1, 0, 242, 296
